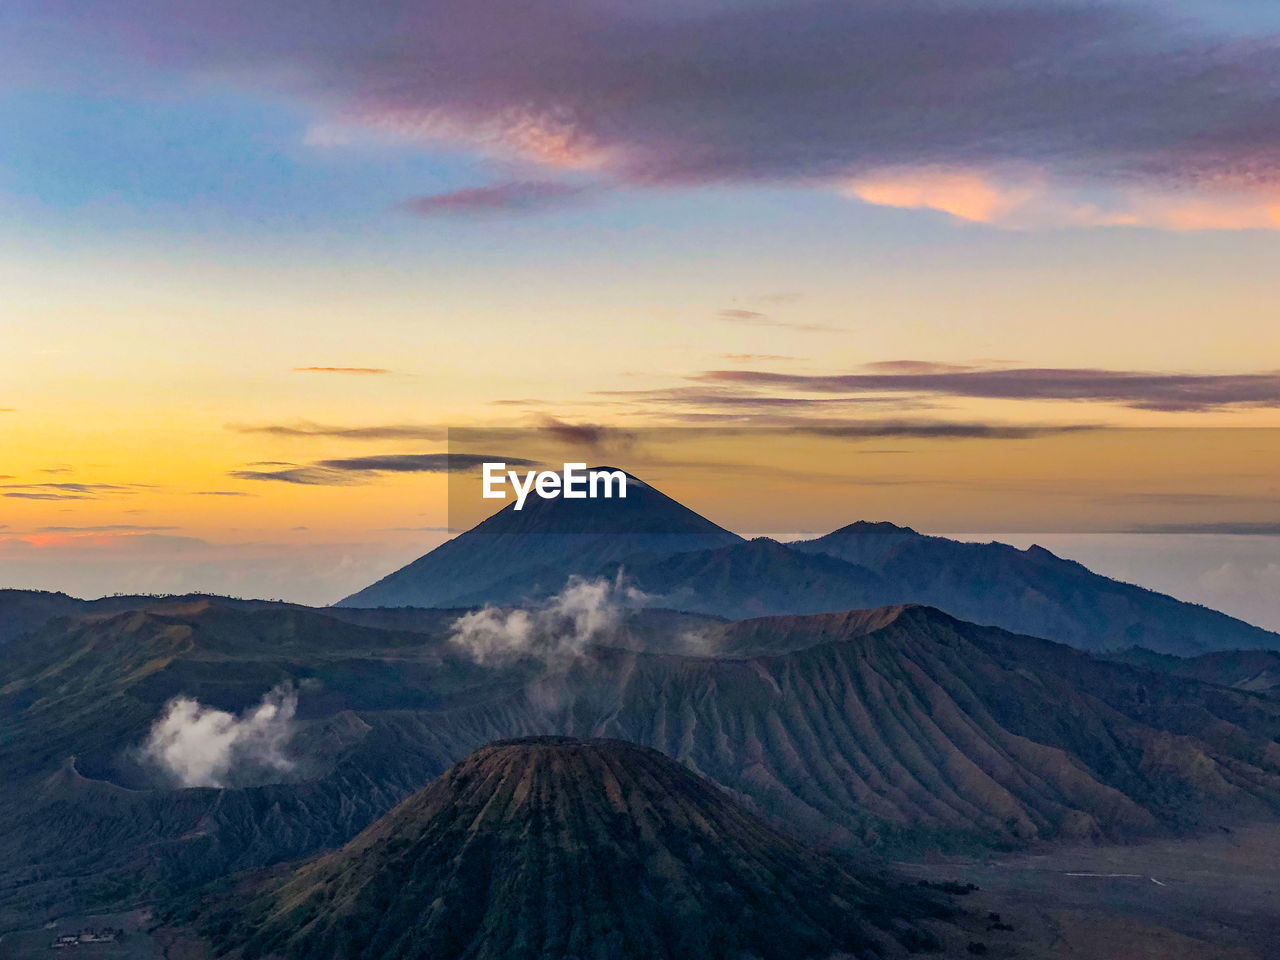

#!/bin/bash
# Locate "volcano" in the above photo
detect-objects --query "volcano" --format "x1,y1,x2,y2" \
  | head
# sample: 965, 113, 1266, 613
189, 737, 948, 960
338, 470, 742, 609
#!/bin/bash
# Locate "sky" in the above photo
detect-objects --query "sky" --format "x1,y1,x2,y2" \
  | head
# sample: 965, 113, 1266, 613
1, 0, 1279, 614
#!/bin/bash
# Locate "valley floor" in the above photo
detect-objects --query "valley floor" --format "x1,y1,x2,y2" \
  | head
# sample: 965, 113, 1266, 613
896, 821, 1280, 959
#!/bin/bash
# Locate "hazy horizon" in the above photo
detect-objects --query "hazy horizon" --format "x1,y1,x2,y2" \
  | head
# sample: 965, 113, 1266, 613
4, 523, 1278, 633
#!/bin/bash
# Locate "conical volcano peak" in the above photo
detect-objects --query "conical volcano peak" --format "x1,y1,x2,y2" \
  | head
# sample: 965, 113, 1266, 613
469, 466, 723, 536
194, 736, 949, 960
339, 470, 741, 608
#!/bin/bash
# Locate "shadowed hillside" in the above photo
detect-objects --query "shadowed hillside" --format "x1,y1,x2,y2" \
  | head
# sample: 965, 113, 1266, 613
1109, 647, 1280, 696
176, 738, 950, 960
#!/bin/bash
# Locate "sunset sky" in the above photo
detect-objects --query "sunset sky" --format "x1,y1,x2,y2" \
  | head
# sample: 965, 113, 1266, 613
2, 0, 1279, 612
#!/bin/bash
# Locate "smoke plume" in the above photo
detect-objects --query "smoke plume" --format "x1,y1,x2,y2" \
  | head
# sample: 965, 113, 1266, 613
140, 684, 298, 788
448, 574, 646, 667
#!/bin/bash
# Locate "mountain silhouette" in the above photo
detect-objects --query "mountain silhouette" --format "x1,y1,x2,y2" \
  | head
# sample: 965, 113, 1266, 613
339, 469, 741, 608
182, 737, 949, 960
794, 521, 1279, 654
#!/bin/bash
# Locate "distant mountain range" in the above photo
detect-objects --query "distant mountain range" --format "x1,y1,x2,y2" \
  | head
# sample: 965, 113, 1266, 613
338, 471, 1280, 656
175, 738, 952, 960
4, 598, 1280, 925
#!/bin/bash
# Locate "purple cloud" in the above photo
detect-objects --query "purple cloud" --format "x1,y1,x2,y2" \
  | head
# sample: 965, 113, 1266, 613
228, 422, 446, 441
315, 453, 534, 472
231, 453, 537, 485
401, 181, 589, 217
1, 482, 146, 500
696, 365, 1280, 412
16, 0, 1280, 221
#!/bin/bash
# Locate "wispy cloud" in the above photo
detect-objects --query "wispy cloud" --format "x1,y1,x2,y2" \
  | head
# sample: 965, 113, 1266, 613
228, 421, 446, 441
293, 366, 391, 375
593, 385, 931, 414
2, 482, 146, 500
231, 453, 536, 485
6, 482, 136, 493
775, 418, 1096, 441
192, 490, 252, 497
316, 453, 528, 472
228, 467, 356, 486
483, 418, 1098, 445
400, 181, 590, 218
696, 364, 1280, 412
715, 309, 840, 333
718, 309, 768, 323
4, 491, 90, 501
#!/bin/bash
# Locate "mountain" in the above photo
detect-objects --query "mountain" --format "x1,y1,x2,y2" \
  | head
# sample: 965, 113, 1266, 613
604, 536, 887, 618
1110, 647, 1280, 696
0, 590, 85, 646
5, 600, 1280, 925
0, 588, 301, 647
794, 522, 1280, 654
338, 470, 742, 608
178, 738, 950, 960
